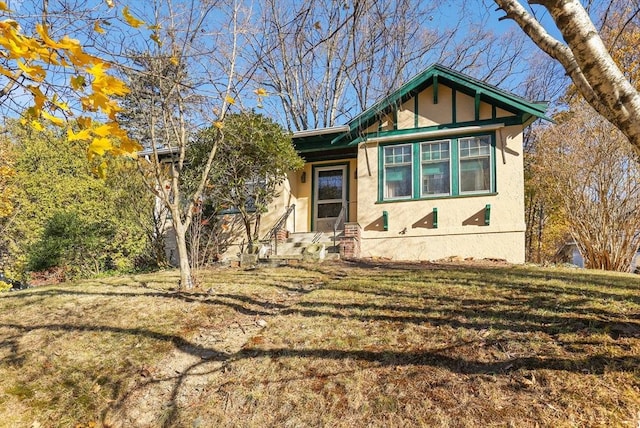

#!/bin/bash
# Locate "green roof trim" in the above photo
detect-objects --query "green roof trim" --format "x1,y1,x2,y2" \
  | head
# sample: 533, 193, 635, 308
294, 63, 550, 152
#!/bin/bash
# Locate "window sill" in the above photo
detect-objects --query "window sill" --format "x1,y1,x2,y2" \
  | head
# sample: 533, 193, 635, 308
376, 192, 497, 204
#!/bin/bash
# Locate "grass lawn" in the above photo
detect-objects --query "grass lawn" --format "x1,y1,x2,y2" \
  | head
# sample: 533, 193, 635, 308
0, 260, 638, 427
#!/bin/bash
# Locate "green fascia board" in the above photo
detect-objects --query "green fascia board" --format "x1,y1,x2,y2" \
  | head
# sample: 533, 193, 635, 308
337, 63, 550, 144
295, 136, 351, 153
294, 133, 350, 153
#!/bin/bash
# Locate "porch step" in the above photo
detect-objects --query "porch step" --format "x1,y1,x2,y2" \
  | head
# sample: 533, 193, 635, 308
261, 231, 343, 260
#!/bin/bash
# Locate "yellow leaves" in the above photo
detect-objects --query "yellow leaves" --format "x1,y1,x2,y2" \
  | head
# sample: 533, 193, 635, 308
0, 22, 30, 59
225, 95, 235, 105
68, 128, 92, 142
122, 6, 145, 28
36, 24, 64, 50
29, 120, 44, 131
170, 56, 179, 66
254, 87, 267, 108
71, 75, 86, 90
26, 85, 46, 110
69, 121, 142, 162
16, 60, 46, 81
150, 33, 162, 47
41, 111, 65, 126
51, 94, 69, 111
93, 21, 105, 34
88, 137, 114, 157
87, 62, 129, 96
0, 65, 15, 80
213, 121, 224, 130
1, 7, 139, 164
118, 137, 142, 156
86, 62, 108, 80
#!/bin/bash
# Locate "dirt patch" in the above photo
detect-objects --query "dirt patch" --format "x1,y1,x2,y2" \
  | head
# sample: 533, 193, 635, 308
106, 277, 326, 427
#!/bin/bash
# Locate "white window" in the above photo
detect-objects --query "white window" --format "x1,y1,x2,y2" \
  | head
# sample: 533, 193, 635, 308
459, 136, 491, 193
421, 140, 450, 196
383, 145, 412, 199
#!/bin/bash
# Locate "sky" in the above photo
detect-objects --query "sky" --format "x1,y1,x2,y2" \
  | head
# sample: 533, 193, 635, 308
0, 0, 599, 128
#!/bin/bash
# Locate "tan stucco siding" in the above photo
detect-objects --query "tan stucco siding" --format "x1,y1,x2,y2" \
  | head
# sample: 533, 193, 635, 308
479, 101, 493, 120
456, 91, 475, 123
397, 98, 415, 130
260, 174, 296, 234
356, 125, 525, 263
417, 85, 452, 126
496, 107, 514, 118
362, 232, 525, 262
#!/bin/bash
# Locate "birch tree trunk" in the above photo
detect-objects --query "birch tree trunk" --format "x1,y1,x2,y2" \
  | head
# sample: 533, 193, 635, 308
494, 0, 640, 153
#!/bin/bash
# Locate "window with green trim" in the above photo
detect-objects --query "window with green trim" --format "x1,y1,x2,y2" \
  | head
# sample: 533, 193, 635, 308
383, 144, 412, 199
421, 140, 450, 196
459, 136, 491, 193
380, 134, 495, 201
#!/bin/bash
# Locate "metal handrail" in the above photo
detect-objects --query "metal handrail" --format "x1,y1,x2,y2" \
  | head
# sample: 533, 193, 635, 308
333, 204, 346, 248
261, 204, 295, 256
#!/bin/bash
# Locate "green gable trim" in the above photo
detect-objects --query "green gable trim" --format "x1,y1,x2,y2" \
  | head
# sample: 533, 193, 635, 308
452, 88, 457, 124
331, 63, 550, 147
295, 64, 549, 154
433, 74, 439, 104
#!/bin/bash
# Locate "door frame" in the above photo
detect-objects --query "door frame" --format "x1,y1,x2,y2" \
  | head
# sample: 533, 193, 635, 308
311, 163, 349, 232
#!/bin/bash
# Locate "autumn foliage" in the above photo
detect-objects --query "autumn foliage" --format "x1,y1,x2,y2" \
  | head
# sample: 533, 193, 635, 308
0, 1, 140, 173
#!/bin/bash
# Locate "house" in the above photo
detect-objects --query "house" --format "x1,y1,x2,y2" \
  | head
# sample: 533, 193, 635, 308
260, 64, 550, 263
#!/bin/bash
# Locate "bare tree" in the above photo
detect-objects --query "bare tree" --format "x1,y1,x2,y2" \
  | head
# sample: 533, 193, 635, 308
534, 99, 640, 271
493, 0, 640, 153
118, 0, 252, 288
251, 0, 531, 131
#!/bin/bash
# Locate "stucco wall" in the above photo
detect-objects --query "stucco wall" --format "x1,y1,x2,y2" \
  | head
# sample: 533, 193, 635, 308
356, 124, 526, 263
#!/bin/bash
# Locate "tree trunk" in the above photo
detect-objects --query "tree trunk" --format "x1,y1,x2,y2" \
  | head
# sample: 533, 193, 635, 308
174, 220, 193, 289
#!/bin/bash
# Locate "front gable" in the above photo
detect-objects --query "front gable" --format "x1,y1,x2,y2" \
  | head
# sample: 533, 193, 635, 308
330, 63, 549, 147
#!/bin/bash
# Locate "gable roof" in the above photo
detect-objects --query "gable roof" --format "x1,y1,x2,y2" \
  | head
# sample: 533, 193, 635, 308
346, 63, 550, 133
294, 63, 550, 153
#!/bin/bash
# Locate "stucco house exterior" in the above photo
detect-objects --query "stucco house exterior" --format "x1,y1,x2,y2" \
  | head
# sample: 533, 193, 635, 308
260, 64, 549, 263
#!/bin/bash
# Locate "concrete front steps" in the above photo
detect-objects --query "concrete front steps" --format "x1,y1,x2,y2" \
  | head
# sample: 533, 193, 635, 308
260, 231, 342, 264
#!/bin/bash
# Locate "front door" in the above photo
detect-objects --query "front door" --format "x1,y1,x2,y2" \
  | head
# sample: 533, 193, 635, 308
314, 165, 347, 232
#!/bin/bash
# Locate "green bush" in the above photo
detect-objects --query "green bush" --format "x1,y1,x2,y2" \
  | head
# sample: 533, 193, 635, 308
28, 211, 117, 277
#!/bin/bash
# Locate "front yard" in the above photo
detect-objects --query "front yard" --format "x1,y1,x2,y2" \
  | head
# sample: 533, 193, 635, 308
0, 260, 638, 427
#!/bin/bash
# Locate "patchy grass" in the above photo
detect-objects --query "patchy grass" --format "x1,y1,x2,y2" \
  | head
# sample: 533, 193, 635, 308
0, 262, 639, 427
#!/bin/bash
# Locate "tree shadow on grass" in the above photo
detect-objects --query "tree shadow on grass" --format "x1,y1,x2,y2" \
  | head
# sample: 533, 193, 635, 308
2, 261, 640, 424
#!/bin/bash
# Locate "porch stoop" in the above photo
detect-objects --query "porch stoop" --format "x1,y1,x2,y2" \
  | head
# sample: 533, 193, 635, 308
260, 231, 342, 264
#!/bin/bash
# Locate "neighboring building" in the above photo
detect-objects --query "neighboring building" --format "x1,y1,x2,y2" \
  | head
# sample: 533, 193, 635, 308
260, 64, 550, 263
555, 239, 640, 272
